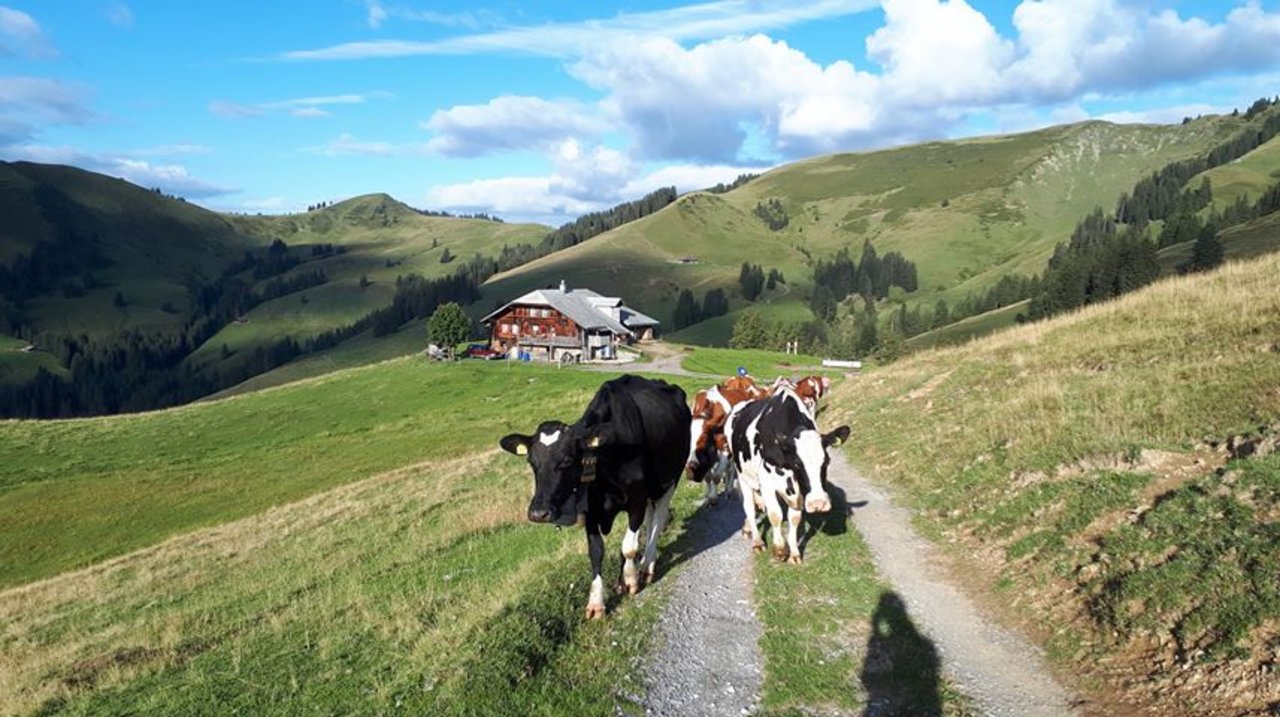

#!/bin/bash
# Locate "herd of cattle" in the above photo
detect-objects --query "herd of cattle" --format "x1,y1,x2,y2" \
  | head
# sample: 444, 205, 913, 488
499, 372, 849, 619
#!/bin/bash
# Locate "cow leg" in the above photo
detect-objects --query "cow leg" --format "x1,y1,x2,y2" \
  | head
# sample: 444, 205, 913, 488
619, 508, 645, 595
740, 481, 764, 551
639, 481, 677, 585
760, 487, 788, 561
719, 454, 736, 499
785, 505, 804, 564
585, 523, 606, 619
703, 473, 718, 504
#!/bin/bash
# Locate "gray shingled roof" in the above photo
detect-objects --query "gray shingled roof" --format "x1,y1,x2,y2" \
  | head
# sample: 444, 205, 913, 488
482, 286, 659, 335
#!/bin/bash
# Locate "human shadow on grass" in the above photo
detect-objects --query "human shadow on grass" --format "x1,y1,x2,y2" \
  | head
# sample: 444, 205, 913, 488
859, 591, 943, 717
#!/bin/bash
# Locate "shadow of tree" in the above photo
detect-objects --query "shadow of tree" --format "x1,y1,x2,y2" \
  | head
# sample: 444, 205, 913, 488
860, 591, 943, 717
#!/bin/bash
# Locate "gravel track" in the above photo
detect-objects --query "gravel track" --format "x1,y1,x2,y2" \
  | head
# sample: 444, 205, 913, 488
642, 497, 763, 717
827, 451, 1081, 717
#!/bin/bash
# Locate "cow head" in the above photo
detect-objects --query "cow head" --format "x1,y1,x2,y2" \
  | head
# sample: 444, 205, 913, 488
684, 417, 720, 482
500, 420, 607, 526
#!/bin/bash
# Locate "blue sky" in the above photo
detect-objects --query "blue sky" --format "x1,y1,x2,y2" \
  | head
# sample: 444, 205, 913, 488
2, 1, 1279, 225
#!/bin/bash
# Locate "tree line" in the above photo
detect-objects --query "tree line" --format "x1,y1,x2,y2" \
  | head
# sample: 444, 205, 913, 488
809, 240, 918, 323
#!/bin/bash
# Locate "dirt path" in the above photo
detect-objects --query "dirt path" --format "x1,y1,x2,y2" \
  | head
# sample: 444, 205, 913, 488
827, 451, 1080, 717
642, 498, 763, 717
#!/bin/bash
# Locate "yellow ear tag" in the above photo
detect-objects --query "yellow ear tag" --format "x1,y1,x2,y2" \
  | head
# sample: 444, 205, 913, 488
587, 436, 601, 448
516, 444, 528, 455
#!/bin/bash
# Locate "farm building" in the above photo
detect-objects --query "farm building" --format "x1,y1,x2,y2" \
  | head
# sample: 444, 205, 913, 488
482, 280, 660, 362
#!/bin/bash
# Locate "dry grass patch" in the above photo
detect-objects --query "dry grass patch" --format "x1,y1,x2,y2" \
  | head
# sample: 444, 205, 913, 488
827, 253, 1280, 715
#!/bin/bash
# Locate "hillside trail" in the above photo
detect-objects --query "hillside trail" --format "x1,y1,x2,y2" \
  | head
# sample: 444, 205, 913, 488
826, 451, 1082, 717
642, 495, 764, 717
582, 341, 718, 379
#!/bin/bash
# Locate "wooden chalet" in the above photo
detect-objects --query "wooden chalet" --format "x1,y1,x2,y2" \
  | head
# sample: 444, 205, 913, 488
482, 280, 660, 362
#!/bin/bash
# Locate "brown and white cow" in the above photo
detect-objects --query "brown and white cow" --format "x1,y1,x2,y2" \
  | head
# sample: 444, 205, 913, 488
769, 375, 831, 416
685, 376, 767, 503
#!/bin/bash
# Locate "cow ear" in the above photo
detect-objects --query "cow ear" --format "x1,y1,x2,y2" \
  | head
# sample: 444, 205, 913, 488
822, 425, 851, 448
579, 425, 610, 449
500, 433, 532, 456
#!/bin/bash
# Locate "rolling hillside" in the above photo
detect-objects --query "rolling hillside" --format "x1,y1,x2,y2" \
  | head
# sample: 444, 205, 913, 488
0, 163, 547, 412
484, 116, 1247, 343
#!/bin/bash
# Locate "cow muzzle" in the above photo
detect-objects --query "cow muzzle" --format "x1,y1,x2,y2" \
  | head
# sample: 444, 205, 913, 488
527, 507, 554, 523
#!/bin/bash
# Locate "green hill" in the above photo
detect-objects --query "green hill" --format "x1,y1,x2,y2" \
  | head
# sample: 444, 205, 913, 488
483, 117, 1245, 341
823, 251, 1280, 714
0, 163, 548, 410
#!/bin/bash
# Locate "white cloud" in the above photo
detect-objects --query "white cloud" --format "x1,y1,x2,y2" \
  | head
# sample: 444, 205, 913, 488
209, 91, 389, 119
128, 143, 214, 157
1, 144, 237, 197
867, 0, 1012, 106
0, 6, 56, 58
307, 132, 427, 156
426, 176, 600, 221
424, 96, 610, 157
106, 2, 134, 28
426, 135, 764, 223
281, 0, 879, 61
0, 77, 95, 143
365, 0, 388, 29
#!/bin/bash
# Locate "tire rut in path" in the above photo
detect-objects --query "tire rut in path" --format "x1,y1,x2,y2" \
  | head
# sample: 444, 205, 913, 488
642, 497, 763, 717
827, 451, 1080, 717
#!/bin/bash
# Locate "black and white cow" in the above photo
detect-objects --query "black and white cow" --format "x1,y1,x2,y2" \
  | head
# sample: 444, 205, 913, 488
500, 374, 690, 619
724, 387, 850, 563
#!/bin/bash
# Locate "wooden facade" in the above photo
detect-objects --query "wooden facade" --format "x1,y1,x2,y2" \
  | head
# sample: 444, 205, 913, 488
488, 305, 604, 361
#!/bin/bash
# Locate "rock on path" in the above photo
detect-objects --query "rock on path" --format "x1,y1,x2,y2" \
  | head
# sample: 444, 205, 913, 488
827, 451, 1081, 717
642, 497, 763, 717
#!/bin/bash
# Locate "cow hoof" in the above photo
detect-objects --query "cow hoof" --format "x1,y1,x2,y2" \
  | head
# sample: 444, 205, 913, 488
788, 554, 803, 565
752, 540, 766, 553
627, 583, 641, 596
772, 546, 788, 561
805, 496, 832, 513
585, 603, 606, 620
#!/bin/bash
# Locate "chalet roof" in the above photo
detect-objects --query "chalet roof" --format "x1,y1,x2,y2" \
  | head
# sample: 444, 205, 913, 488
481, 285, 659, 335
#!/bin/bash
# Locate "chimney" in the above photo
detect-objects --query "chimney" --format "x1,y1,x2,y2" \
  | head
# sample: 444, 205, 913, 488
559, 279, 567, 293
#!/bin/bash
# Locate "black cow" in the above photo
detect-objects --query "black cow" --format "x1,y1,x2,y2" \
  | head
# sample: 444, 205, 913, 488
724, 387, 850, 563
500, 375, 691, 619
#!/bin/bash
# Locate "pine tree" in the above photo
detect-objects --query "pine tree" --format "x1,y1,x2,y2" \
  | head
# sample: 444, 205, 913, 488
673, 289, 702, 329
729, 311, 770, 349
1188, 231, 1225, 273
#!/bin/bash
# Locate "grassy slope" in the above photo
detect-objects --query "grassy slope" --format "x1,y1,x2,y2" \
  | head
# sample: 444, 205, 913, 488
0, 161, 257, 337
484, 117, 1241, 343
1158, 209, 1280, 273
0, 164, 546, 383
0, 449, 673, 717
1198, 134, 1280, 211
0, 361, 617, 587
823, 252, 1280, 714
906, 300, 1028, 350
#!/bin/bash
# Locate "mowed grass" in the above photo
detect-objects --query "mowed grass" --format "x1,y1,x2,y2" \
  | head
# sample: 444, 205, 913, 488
0, 450, 681, 716
823, 252, 1280, 712
678, 346, 828, 378
0, 360, 644, 587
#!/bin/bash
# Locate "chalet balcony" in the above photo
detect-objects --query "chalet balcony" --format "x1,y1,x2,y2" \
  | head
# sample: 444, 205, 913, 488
516, 335, 583, 348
